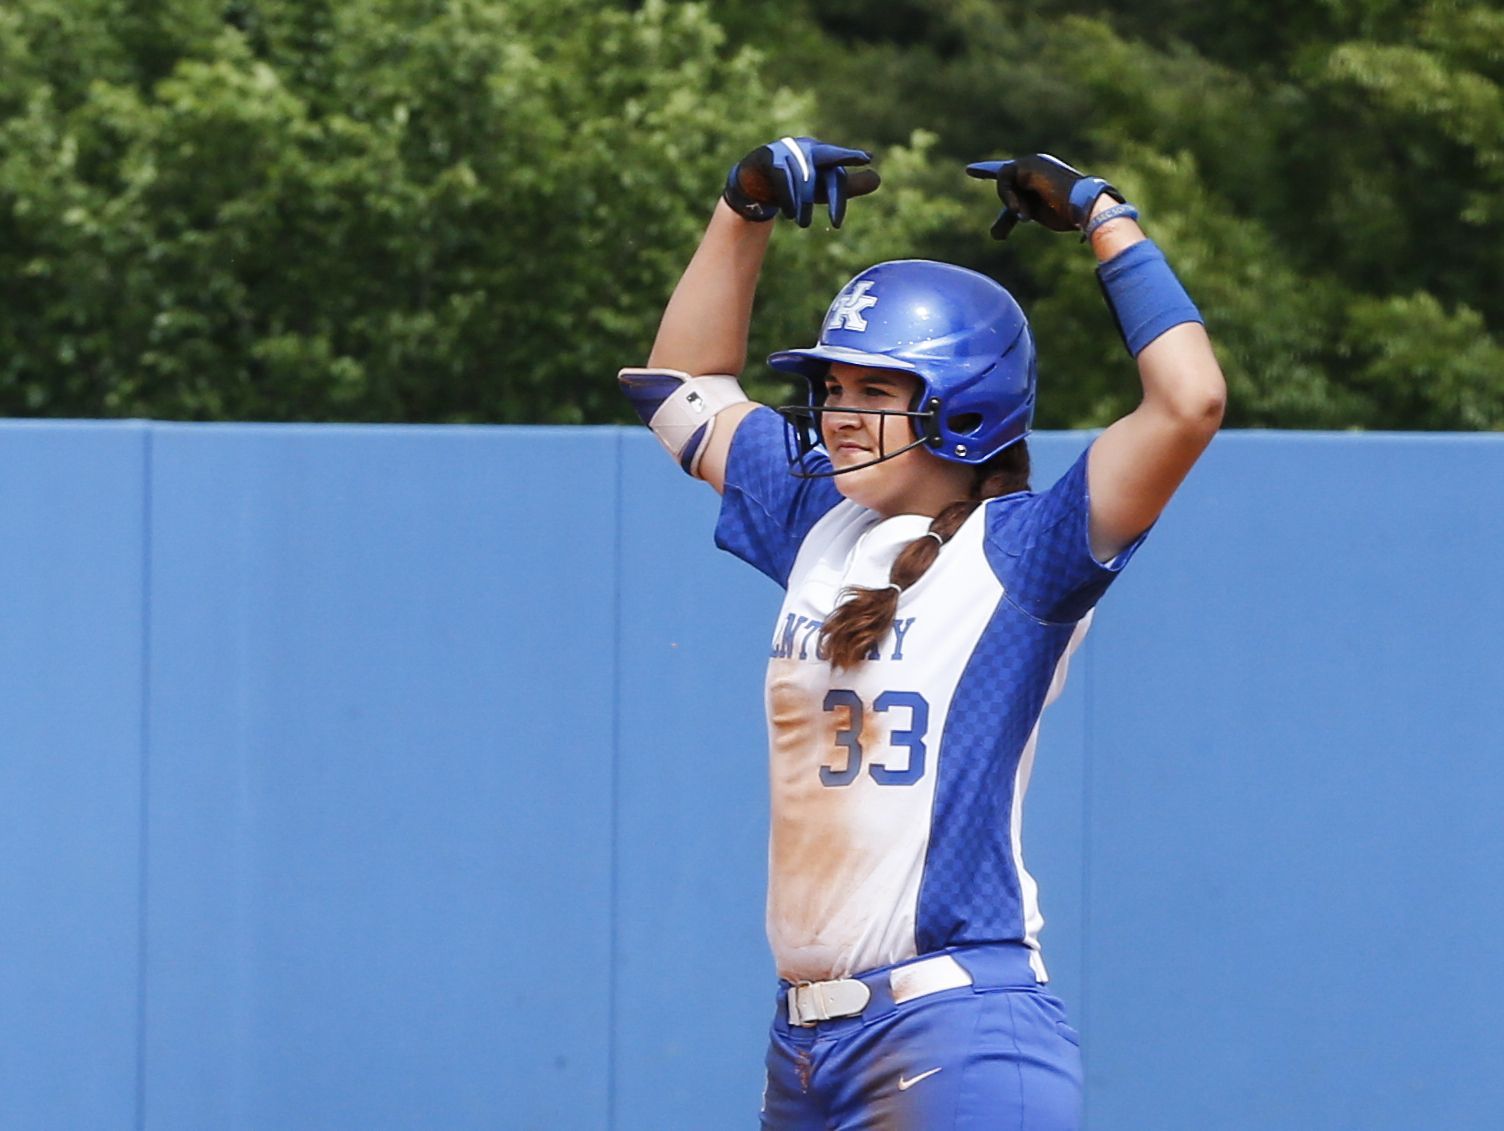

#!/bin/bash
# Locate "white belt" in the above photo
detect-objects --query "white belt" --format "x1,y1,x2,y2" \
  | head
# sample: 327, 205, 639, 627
786, 953, 973, 1027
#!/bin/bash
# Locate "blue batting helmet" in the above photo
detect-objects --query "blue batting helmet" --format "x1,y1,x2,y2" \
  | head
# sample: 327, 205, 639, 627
769, 259, 1035, 472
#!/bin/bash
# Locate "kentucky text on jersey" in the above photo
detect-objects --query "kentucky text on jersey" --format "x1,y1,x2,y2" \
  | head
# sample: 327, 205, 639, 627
769, 614, 917, 662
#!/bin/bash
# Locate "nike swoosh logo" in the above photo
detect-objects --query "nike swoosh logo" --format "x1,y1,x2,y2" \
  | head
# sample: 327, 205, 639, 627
898, 1067, 942, 1091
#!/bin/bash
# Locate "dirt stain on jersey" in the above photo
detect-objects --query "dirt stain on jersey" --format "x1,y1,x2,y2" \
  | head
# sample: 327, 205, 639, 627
767, 658, 867, 974
796, 1048, 813, 1094
768, 658, 819, 761
858, 695, 885, 755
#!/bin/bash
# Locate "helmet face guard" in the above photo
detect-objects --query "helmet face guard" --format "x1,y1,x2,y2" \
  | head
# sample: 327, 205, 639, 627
773, 401, 938, 479
769, 260, 1036, 478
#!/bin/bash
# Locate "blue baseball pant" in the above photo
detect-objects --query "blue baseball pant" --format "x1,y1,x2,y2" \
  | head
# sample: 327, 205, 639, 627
761, 945, 1082, 1130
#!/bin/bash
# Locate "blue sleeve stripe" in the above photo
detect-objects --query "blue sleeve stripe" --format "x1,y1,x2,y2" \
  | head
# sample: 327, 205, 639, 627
678, 423, 707, 474
618, 371, 683, 426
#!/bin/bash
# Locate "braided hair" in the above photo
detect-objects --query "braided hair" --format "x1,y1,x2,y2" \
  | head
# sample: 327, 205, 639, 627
820, 441, 1032, 670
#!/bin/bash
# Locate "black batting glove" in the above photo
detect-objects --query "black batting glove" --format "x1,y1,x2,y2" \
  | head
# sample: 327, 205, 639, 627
966, 153, 1124, 240
724, 136, 880, 229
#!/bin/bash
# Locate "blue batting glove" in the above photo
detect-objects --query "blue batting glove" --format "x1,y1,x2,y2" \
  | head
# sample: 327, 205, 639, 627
724, 137, 880, 229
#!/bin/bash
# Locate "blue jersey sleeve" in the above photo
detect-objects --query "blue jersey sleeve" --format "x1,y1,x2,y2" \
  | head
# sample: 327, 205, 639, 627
983, 444, 1146, 623
714, 407, 843, 586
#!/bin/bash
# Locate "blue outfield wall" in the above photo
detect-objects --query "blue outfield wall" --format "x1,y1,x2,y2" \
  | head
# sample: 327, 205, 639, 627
3, 421, 1503, 1131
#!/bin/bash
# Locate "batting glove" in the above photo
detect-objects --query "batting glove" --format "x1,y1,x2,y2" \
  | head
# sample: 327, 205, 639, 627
965, 153, 1124, 240
724, 136, 880, 229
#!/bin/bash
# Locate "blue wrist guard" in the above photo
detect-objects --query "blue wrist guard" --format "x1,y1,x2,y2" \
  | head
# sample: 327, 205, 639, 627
1096, 240, 1203, 357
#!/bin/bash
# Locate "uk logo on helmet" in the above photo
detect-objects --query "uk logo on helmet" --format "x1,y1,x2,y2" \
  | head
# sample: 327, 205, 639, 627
826, 281, 878, 332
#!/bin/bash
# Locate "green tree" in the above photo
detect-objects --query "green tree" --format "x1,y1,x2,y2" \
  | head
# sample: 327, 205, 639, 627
3, 0, 1503, 429
771, 0, 1504, 430
0, 0, 949, 421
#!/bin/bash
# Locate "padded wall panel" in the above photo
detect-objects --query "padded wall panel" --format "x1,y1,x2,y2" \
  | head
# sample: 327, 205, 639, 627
0, 422, 146, 1131
1081, 434, 1504, 1130
141, 426, 617, 1131
4, 422, 1503, 1131
611, 434, 776, 1127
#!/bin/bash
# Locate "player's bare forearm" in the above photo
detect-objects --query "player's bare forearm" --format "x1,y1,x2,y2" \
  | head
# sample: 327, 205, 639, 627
631, 201, 770, 493
1088, 198, 1224, 423
647, 201, 776, 380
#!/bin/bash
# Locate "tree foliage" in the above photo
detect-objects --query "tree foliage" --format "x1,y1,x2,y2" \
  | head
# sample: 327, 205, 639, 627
1, 0, 1502, 429
0, 0, 941, 420
740, 0, 1504, 431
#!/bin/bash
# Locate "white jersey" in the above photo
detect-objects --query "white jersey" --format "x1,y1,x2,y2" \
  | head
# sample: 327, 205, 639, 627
716, 410, 1143, 984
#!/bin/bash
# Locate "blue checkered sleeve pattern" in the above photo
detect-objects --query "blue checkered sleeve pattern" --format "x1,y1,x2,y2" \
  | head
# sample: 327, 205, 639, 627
916, 603, 1077, 952
983, 444, 1146, 623
713, 407, 843, 586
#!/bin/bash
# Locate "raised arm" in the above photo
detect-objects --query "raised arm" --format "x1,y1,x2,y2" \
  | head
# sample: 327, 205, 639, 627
619, 137, 878, 493
1080, 200, 1225, 560
636, 201, 771, 491
648, 201, 775, 379
967, 154, 1226, 560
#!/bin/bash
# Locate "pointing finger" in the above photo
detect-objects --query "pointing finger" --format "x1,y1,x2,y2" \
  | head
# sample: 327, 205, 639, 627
845, 169, 881, 199
825, 165, 847, 228
811, 143, 873, 167
990, 209, 1020, 241
966, 160, 1010, 180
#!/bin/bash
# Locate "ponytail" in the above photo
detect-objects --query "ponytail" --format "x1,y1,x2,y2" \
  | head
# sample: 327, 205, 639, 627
820, 442, 1031, 670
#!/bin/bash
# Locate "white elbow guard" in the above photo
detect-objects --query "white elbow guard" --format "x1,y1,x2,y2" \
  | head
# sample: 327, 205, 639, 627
617, 368, 750, 477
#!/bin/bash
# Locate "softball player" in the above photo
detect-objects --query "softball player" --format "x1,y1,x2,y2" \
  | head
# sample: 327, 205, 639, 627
620, 138, 1224, 1129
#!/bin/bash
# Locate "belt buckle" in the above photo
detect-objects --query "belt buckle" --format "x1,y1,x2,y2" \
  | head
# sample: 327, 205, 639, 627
788, 982, 826, 1027
787, 978, 871, 1026
786, 983, 811, 1026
